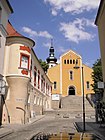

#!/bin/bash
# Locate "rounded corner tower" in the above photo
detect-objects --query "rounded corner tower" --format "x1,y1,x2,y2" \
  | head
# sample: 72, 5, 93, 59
46, 39, 57, 68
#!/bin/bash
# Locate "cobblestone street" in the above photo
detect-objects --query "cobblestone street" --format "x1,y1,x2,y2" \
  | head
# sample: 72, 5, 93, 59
0, 115, 94, 140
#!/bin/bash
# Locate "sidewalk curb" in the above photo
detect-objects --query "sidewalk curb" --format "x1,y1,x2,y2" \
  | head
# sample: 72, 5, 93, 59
28, 115, 45, 125
0, 130, 13, 139
74, 122, 104, 140
74, 122, 83, 132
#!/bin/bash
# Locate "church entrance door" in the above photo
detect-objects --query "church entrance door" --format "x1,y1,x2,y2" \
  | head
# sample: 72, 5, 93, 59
68, 86, 75, 95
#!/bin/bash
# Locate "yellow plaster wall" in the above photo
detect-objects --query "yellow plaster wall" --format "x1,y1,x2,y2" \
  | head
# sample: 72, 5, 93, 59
47, 64, 60, 94
61, 51, 82, 96
83, 64, 94, 94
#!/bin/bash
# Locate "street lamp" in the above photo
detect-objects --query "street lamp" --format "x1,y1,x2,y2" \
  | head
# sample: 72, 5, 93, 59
0, 77, 6, 126
74, 59, 86, 132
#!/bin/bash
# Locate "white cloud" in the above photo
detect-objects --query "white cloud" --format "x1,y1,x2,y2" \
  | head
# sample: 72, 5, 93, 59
44, 0, 100, 15
38, 31, 52, 38
58, 46, 69, 53
51, 9, 58, 16
43, 42, 51, 48
22, 27, 37, 36
22, 27, 53, 39
59, 18, 95, 43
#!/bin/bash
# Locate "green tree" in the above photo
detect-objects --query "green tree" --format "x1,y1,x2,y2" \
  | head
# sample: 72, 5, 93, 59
91, 58, 103, 94
39, 59, 49, 72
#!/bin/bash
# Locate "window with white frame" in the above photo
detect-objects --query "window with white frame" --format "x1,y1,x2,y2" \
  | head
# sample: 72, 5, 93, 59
28, 95, 30, 104
34, 96, 36, 104
20, 54, 29, 69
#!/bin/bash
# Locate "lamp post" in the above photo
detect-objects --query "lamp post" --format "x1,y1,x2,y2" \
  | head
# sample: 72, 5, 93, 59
74, 59, 86, 132
81, 66, 85, 132
0, 77, 6, 126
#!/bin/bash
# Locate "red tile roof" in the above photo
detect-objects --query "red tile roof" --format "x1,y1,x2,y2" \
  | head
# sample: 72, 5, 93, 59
7, 21, 22, 37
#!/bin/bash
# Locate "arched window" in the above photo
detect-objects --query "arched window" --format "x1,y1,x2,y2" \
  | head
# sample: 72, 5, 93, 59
70, 59, 72, 64
86, 81, 90, 89
64, 60, 66, 64
67, 60, 69, 64
73, 59, 75, 64
76, 59, 78, 65
70, 71, 73, 80
54, 81, 57, 89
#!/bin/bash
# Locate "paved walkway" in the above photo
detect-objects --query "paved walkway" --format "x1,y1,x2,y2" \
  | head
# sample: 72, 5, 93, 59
1, 116, 105, 140
75, 121, 105, 140
0, 115, 45, 139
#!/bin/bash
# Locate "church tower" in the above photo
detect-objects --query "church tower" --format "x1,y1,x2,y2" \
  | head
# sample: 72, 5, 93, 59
46, 39, 57, 68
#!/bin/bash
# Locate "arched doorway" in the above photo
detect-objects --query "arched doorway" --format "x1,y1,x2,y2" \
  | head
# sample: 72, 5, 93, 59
68, 86, 75, 95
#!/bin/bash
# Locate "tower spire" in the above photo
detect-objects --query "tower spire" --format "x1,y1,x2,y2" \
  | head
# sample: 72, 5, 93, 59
46, 39, 57, 68
51, 38, 53, 47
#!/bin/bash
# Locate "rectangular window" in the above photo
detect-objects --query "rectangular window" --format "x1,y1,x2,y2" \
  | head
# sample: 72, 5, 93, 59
38, 75, 40, 89
54, 81, 57, 89
43, 79, 45, 93
30, 59, 32, 81
38, 70, 40, 89
0, 7, 2, 23
41, 77, 43, 91
46, 83, 47, 94
34, 71, 37, 87
86, 81, 90, 89
20, 53, 29, 69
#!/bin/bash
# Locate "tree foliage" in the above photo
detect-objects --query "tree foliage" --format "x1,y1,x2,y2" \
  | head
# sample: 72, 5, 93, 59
39, 59, 49, 72
91, 58, 103, 93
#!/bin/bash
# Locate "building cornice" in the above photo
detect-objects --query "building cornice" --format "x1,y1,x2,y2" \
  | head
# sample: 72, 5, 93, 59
95, 0, 105, 25
6, 36, 35, 48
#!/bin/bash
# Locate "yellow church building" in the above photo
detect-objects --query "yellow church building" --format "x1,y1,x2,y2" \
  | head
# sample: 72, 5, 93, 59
47, 44, 94, 98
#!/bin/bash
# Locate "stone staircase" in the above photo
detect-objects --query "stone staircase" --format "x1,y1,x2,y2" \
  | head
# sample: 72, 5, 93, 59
44, 95, 95, 118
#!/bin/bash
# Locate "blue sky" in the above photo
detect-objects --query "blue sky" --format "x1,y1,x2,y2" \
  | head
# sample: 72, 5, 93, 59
9, 0, 100, 67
